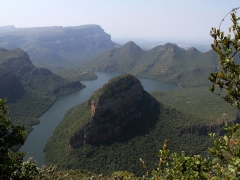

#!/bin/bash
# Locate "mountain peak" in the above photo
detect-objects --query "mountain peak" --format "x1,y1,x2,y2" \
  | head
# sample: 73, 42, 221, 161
151, 43, 181, 54
187, 47, 198, 52
68, 74, 158, 148
0, 48, 33, 74
122, 41, 142, 51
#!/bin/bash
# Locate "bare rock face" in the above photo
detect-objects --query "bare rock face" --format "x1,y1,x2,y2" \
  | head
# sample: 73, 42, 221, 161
68, 74, 158, 148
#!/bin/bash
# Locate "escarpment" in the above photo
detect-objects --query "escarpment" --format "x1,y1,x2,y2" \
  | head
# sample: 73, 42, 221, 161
0, 25, 116, 65
68, 74, 159, 148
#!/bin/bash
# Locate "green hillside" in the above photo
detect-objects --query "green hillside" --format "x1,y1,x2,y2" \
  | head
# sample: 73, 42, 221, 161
45, 76, 238, 176
45, 100, 210, 176
74, 42, 239, 87
152, 87, 238, 125
0, 48, 85, 132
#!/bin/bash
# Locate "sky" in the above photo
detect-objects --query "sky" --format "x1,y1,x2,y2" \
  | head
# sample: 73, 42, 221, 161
1, 1, 239, 42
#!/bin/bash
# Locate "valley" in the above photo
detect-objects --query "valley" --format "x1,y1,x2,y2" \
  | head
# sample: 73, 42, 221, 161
44, 74, 238, 176
0, 24, 238, 177
20, 71, 181, 167
0, 47, 85, 132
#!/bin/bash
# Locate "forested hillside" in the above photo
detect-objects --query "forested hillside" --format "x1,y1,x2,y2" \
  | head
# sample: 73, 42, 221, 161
45, 74, 239, 176
0, 48, 85, 132
77, 41, 240, 87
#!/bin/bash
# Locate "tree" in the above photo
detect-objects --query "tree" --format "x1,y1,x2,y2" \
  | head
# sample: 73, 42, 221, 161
0, 98, 69, 179
209, 7, 240, 108
0, 98, 39, 179
145, 7, 240, 180
89, 8, 240, 180
146, 8, 240, 180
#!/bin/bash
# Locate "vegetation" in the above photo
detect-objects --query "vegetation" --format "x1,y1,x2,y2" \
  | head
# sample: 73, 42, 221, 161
46, 66, 98, 82
45, 8, 240, 180
89, 74, 139, 101
80, 8, 240, 180
0, 98, 68, 179
0, 48, 85, 133
45, 96, 214, 176
209, 8, 240, 108
2, 6, 240, 180
7, 88, 56, 132
77, 41, 238, 88
151, 87, 238, 124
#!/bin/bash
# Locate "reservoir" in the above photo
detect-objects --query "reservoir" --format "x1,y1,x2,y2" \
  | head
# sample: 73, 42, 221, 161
20, 71, 180, 166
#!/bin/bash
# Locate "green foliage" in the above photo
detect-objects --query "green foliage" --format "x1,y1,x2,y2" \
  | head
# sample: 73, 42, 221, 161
151, 87, 238, 124
52, 8, 240, 180
45, 98, 212, 176
0, 48, 85, 133
85, 124, 240, 179
89, 74, 138, 101
6, 88, 56, 132
0, 98, 68, 179
0, 99, 26, 179
54, 69, 98, 81
78, 41, 228, 87
209, 7, 240, 108
111, 8, 240, 180
146, 124, 240, 179
0, 98, 37, 179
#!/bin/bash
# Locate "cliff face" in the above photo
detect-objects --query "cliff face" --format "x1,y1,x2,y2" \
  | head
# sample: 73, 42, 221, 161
68, 74, 158, 148
0, 25, 116, 66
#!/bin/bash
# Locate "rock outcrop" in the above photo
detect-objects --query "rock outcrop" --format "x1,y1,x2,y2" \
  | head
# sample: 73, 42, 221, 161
68, 74, 158, 148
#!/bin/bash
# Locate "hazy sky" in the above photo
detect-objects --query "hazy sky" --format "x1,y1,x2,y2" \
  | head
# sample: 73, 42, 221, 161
1, 1, 239, 42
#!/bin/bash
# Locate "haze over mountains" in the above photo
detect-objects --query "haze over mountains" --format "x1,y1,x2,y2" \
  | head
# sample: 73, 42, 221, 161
77, 41, 226, 87
0, 25, 117, 67
0, 24, 230, 88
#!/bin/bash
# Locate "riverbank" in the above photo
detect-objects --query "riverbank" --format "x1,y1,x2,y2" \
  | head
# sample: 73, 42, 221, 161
20, 71, 181, 166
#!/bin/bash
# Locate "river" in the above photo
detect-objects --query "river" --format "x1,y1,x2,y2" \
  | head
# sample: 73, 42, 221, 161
20, 71, 180, 166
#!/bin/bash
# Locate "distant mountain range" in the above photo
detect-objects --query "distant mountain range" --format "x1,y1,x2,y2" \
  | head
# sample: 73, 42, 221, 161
2, 24, 240, 176
79, 41, 232, 87
0, 25, 117, 66
0, 25, 231, 88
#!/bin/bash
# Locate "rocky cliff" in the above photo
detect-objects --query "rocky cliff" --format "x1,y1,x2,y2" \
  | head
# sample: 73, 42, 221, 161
0, 25, 117, 66
68, 74, 158, 148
